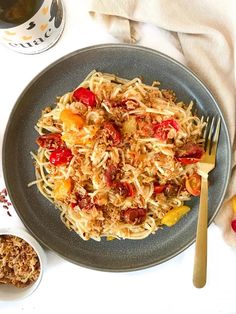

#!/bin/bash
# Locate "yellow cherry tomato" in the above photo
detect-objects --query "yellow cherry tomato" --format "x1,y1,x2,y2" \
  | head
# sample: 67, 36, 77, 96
232, 195, 236, 214
185, 173, 201, 196
53, 178, 72, 200
60, 109, 84, 130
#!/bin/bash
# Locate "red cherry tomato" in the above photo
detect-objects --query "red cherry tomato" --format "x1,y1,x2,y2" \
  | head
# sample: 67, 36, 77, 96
36, 133, 64, 150
49, 148, 73, 166
73, 87, 96, 107
176, 157, 201, 164
104, 165, 117, 187
114, 182, 135, 197
231, 219, 236, 232
185, 173, 201, 196
164, 184, 179, 197
121, 208, 147, 225
154, 184, 166, 194
125, 183, 135, 197
176, 142, 204, 164
104, 121, 122, 145
71, 193, 93, 211
153, 119, 179, 141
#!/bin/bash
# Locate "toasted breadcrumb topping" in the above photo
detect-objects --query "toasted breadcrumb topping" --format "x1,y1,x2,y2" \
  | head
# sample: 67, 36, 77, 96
0, 235, 40, 288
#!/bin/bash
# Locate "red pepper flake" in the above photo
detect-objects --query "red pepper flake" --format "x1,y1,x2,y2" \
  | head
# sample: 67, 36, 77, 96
0, 188, 12, 217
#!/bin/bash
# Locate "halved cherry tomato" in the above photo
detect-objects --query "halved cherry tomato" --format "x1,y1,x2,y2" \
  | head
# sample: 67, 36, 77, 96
114, 182, 135, 197
60, 109, 84, 130
164, 184, 179, 197
104, 165, 135, 197
176, 142, 204, 164
176, 157, 200, 164
49, 148, 73, 166
153, 119, 179, 141
36, 133, 64, 150
231, 219, 236, 232
232, 195, 236, 214
54, 178, 72, 200
121, 208, 147, 225
104, 121, 122, 145
154, 184, 166, 194
104, 165, 117, 187
71, 193, 93, 211
177, 142, 203, 157
185, 173, 201, 196
73, 87, 96, 107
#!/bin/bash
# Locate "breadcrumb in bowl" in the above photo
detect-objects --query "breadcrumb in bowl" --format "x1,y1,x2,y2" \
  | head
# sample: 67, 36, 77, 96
0, 228, 46, 301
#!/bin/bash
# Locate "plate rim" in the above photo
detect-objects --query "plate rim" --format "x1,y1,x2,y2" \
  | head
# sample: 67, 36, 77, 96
2, 43, 232, 271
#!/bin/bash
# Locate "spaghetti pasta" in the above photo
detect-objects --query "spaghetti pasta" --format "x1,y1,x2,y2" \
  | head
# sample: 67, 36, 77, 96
29, 71, 205, 241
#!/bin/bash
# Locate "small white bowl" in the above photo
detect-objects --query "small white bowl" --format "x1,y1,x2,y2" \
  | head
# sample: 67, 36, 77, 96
0, 227, 46, 301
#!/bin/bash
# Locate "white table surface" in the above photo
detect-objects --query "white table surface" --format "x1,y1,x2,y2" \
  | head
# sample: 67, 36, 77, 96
1, 1, 236, 313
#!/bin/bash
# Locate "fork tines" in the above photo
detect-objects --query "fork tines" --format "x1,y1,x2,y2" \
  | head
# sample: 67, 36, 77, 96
203, 116, 221, 154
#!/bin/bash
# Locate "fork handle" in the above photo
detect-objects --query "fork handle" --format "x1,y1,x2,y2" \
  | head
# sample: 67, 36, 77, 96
193, 175, 208, 288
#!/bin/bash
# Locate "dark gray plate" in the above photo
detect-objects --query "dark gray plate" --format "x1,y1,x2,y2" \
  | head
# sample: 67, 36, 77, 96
2, 44, 231, 271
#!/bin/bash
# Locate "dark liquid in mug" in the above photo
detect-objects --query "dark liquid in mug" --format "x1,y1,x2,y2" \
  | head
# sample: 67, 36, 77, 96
0, 0, 44, 28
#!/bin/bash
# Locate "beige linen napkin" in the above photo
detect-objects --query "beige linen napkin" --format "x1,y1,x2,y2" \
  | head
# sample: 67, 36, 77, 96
89, 0, 236, 245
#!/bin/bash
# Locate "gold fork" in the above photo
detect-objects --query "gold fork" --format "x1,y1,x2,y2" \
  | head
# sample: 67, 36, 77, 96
193, 116, 221, 288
